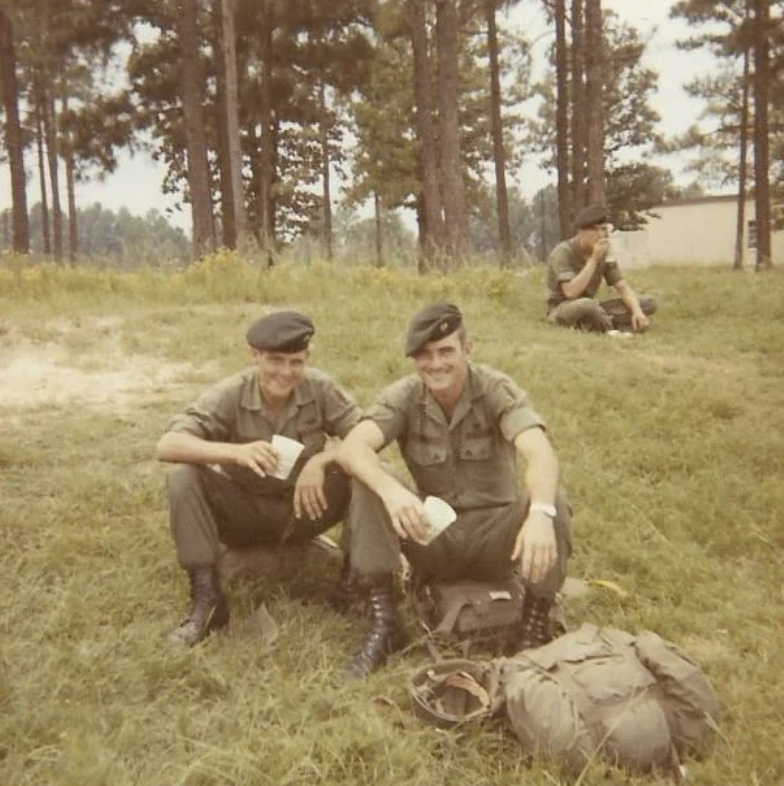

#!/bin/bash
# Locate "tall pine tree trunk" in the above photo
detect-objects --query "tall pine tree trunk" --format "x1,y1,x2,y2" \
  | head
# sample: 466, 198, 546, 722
374, 190, 384, 267
408, 0, 443, 265
734, 33, 750, 271
35, 85, 51, 255
213, 0, 246, 250
319, 80, 333, 261
213, 0, 235, 249
177, 0, 216, 259
62, 89, 78, 262
436, 0, 469, 264
0, 5, 29, 253
584, 0, 605, 205
752, 0, 771, 270
486, 0, 510, 267
43, 81, 63, 261
257, 0, 275, 259
570, 0, 586, 212
554, 0, 571, 238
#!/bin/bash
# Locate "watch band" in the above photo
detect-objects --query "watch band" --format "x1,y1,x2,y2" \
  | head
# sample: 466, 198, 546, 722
530, 501, 557, 518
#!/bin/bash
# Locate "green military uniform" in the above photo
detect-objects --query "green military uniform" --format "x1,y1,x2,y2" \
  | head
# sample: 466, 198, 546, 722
349, 363, 571, 600
166, 366, 360, 567
547, 237, 623, 310
546, 206, 657, 331
163, 310, 363, 648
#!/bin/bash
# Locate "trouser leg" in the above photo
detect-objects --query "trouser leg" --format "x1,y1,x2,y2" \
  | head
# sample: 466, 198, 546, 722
167, 464, 225, 568
549, 298, 612, 332
402, 488, 571, 600
349, 476, 571, 599
348, 478, 404, 576
167, 463, 351, 569
282, 466, 352, 543
599, 294, 657, 329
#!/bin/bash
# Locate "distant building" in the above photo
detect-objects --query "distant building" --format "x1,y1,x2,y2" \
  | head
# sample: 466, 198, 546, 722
612, 195, 783, 268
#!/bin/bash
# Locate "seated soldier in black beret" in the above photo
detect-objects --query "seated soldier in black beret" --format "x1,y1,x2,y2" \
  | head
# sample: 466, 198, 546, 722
156, 310, 361, 647
336, 303, 571, 677
546, 203, 656, 333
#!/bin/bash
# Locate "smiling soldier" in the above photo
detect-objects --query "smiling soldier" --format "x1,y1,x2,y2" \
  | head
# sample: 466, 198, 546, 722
336, 303, 571, 677
156, 310, 361, 647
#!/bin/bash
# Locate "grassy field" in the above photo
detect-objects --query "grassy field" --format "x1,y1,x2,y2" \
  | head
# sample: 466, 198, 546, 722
1, 255, 783, 786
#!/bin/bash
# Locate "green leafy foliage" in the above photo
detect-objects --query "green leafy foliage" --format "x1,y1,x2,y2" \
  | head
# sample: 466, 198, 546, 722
528, 10, 666, 229
0, 203, 189, 264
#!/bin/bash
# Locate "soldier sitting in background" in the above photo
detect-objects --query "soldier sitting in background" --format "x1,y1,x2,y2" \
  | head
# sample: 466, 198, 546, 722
336, 303, 572, 678
546, 203, 656, 333
156, 310, 361, 647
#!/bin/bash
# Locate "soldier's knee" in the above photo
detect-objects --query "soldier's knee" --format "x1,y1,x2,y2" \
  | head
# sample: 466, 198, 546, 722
323, 466, 351, 509
348, 478, 382, 517
165, 463, 203, 497
573, 298, 603, 317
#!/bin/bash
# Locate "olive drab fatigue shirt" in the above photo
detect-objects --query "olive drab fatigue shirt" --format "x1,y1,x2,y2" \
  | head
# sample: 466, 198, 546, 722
166, 367, 360, 494
546, 237, 624, 311
363, 363, 545, 512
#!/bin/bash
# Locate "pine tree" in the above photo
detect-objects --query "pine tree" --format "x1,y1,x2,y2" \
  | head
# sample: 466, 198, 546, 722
0, 1, 29, 252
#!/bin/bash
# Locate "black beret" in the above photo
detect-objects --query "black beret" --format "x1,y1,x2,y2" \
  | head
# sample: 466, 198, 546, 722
405, 303, 463, 357
575, 203, 609, 229
246, 310, 314, 352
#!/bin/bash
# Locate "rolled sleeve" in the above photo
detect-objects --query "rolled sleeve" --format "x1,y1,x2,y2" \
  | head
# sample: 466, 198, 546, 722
166, 384, 235, 441
550, 246, 576, 283
361, 377, 415, 448
322, 382, 361, 439
483, 375, 546, 443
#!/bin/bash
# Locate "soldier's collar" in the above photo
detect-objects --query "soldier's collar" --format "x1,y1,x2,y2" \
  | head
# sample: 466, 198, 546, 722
292, 376, 316, 407
420, 364, 479, 426
241, 369, 315, 411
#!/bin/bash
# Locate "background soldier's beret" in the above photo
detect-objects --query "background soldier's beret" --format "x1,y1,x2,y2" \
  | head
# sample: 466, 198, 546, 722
246, 310, 315, 352
575, 203, 609, 229
405, 302, 463, 356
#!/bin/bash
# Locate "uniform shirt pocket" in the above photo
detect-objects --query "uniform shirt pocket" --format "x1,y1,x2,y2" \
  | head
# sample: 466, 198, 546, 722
296, 406, 326, 455
407, 438, 447, 466
458, 434, 494, 461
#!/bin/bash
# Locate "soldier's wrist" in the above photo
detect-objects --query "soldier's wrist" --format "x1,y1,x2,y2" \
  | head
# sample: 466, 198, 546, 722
529, 501, 557, 518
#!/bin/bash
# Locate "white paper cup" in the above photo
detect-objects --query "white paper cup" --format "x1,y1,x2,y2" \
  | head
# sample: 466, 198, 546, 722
422, 496, 457, 544
270, 435, 305, 480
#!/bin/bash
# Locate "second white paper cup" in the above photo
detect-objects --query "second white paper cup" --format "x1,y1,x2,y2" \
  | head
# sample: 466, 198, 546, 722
270, 435, 305, 480
422, 496, 457, 544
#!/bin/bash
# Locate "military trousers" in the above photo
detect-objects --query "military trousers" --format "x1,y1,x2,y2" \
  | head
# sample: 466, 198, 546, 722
348, 479, 572, 600
166, 462, 351, 569
548, 294, 657, 332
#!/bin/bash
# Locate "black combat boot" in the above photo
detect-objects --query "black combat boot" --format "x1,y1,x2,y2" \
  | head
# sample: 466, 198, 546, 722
168, 565, 230, 647
330, 553, 363, 615
343, 575, 405, 678
517, 592, 553, 651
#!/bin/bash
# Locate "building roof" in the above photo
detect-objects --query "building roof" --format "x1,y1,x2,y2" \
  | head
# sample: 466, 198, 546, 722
658, 194, 743, 208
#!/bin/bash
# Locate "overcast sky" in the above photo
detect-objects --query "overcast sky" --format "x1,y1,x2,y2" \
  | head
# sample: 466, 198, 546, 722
1, 0, 719, 234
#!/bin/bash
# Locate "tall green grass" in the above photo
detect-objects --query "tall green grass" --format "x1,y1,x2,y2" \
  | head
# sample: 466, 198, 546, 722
1, 256, 783, 785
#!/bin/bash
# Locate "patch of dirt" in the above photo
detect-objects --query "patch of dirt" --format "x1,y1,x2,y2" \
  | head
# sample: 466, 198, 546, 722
0, 319, 206, 411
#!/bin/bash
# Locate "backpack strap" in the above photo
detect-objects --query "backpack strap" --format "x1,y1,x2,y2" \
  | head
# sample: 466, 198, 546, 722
433, 592, 471, 636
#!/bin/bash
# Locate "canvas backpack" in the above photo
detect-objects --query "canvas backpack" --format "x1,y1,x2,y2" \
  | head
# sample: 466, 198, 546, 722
410, 623, 720, 776
410, 576, 526, 656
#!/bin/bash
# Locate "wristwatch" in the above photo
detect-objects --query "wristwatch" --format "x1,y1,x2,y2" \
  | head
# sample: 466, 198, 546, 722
530, 501, 557, 518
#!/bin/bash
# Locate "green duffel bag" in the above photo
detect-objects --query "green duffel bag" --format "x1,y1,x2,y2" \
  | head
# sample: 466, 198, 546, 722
501, 623, 720, 774
409, 623, 720, 776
